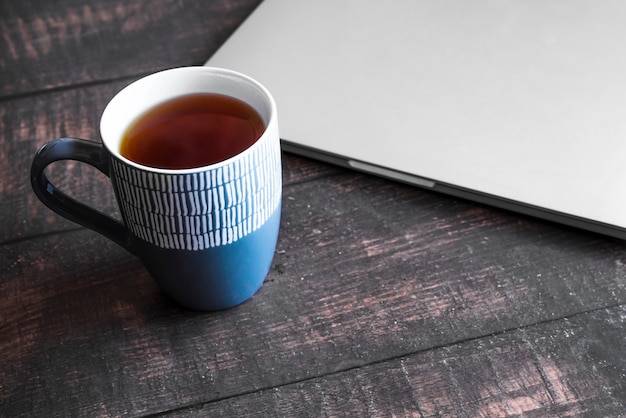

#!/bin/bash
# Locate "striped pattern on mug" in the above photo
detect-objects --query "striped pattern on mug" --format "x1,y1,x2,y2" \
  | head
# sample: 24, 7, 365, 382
110, 135, 281, 251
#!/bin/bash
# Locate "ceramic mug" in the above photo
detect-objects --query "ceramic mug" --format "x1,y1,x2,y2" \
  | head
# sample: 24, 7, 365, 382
30, 67, 282, 311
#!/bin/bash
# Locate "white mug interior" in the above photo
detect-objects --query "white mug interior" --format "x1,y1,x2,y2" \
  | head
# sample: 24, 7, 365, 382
100, 66, 276, 173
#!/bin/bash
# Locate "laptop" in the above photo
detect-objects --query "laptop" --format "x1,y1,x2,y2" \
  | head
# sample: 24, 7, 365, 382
206, 0, 626, 240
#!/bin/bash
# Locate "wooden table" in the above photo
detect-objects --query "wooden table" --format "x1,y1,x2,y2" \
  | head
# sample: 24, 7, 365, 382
2, 1, 625, 416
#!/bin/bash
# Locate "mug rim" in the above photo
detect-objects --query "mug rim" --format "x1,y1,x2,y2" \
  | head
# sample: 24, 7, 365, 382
100, 66, 278, 175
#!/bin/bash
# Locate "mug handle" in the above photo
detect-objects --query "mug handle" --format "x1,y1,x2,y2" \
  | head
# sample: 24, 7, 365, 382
30, 137, 136, 254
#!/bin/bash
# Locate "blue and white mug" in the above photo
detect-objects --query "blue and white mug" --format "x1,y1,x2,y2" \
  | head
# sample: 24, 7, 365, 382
30, 67, 282, 310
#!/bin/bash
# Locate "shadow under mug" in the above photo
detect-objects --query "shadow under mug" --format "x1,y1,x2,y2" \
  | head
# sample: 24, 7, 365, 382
30, 67, 282, 311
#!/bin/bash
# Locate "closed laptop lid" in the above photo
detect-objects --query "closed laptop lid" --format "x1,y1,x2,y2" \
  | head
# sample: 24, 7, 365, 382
207, 0, 626, 239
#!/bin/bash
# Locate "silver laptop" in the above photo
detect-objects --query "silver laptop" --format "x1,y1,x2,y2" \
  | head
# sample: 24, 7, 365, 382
206, 0, 626, 240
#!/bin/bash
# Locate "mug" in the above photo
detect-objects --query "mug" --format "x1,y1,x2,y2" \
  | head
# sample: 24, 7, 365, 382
30, 67, 282, 311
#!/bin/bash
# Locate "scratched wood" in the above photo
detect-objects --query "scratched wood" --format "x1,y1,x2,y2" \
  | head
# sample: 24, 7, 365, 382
175, 306, 626, 417
0, 0, 262, 97
2, 171, 626, 416
2, 0, 626, 417
1, 80, 130, 241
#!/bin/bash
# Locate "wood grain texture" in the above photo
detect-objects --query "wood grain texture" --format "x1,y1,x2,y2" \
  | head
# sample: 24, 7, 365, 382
0, 0, 262, 96
0, 80, 130, 242
2, 172, 625, 416
176, 307, 626, 417
2, 0, 626, 417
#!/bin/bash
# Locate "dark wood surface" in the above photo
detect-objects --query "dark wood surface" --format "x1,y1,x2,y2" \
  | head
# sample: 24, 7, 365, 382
1, 1, 625, 417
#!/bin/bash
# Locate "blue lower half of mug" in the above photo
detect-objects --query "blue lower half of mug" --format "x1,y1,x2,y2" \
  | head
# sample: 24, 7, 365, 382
133, 205, 281, 311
